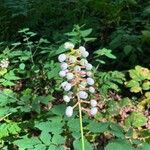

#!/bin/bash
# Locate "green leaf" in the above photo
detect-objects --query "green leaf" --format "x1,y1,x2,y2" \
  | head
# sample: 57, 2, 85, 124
123, 45, 132, 55
80, 28, 92, 37
35, 118, 64, 135
51, 104, 66, 116
19, 63, 25, 70
14, 137, 42, 149
87, 121, 109, 133
11, 42, 21, 47
4, 70, 20, 80
52, 134, 65, 145
142, 30, 150, 41
83, 37, 96, 42
138, 143, 150, 150
73, 138, 93, 150
40, 131, 51, 145
125, 112, 147, 128
142, 81, 150, 90
67, 118, 80, 139
0, 122, 21, 139
110, 123, 125, 139
48, 145, 64, 150
105, 139, 134, 150
0, 68, 7, 76
18, 28, 30, 33
94, 48, 116, 59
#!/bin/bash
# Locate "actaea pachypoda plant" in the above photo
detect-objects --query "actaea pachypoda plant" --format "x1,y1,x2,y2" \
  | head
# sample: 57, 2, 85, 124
58, 42, 99, 150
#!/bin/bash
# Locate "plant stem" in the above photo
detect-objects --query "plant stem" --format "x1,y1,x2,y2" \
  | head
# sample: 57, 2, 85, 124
78, 98, 85, 150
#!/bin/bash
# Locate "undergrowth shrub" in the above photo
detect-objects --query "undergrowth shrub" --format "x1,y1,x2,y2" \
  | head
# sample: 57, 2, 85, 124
0, 27, 149, 150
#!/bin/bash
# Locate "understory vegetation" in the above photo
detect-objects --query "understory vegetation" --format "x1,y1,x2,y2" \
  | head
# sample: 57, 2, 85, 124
0, 0, 150, 150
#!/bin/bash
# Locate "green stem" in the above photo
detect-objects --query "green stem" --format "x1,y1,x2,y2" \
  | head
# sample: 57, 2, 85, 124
78, 101, 85, 150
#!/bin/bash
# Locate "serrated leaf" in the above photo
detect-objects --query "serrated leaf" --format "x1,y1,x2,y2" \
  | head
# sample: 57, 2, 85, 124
105, 139, 134, 150
125, 112, 147, 128
80, 28, 92, 37
87, 121, 109, 133
40, 131, 51, 145
52, 134, 65, 145
14, 137, 42, 149
73, 138, 93, 150
110, 123, 125, 139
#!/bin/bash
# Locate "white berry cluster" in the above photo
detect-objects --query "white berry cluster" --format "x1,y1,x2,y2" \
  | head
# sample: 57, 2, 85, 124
58, 42, 98, 117
0, 58, 9, 68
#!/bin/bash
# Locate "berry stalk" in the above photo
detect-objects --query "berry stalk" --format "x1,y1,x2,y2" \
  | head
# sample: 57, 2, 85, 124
77, 94, 85, 150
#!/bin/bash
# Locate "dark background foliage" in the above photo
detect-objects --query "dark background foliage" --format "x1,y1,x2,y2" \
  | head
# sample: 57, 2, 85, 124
0, 0, 149, 70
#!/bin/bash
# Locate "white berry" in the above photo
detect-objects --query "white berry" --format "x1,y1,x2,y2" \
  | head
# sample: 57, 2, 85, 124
64, 83, 72, 91
63, 95, 70, 103
66, 73, 74, 80
58, 54, 67, 62
86, 63, 93, 70
80, 59, 88, 66
69, 56, 77, 63
61, 81, 68, 88
87, 71, 92, 76
79, 91, 88, 99
87, 78, 95, 85
89, 87, 95, 93
61, 62, 68, 70
59, 70, 66, 77
90, 107, 98, 116
74, 66, 81, 72
81, 51, 89, 58
64, 42, 74, 49
79, 46, 86, 53
90, 100, 97, 107
65, 106, 73, 117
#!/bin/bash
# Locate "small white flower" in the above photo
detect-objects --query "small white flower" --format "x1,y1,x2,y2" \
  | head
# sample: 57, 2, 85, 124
80, 59, 88, 66
59, 70, 66, 77
0, 59, 9, 68
61, 62, 68, 70
63, 95, 70, 103
89, 86, 95, 93
90, 107, 98, 116
65, 106, 73, 117
87, 71, 92, 76
86, 63, 93, 70
58, 54, 67, 62
66, 73, 74, 80
74, 66, 81, 72
79, 46, 86, 53
87, 77, 95, 85
81, 51, 89, 58
64, 83, 72, 91
69, 56, 77, 63
64, 42, 74, 49
79, 91, 88, 99
90, 99, 97, 107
